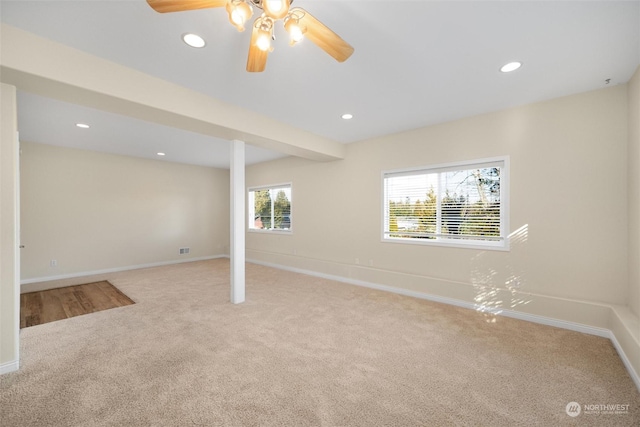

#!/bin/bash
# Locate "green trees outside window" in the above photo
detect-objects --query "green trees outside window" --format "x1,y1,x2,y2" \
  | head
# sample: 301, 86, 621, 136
384, 159, 507, 248
249, 185, 291, 231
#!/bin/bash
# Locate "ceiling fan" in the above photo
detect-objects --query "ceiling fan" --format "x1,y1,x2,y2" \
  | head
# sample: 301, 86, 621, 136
147, 0, 354, 72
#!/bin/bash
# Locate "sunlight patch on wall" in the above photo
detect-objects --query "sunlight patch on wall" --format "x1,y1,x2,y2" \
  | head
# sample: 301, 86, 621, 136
471, 224, 530, 323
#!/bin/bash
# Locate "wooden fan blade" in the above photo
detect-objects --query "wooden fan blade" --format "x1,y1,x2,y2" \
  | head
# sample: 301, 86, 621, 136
295, 8, 354, 62
246, 24, 268, 72
147, 0, 227, 14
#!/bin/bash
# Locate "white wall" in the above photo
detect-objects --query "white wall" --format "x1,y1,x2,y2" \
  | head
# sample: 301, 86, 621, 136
20, 142, 229, 283
246, 85, 629, 326
629, 66, 640, 318
0, 83, 19, 373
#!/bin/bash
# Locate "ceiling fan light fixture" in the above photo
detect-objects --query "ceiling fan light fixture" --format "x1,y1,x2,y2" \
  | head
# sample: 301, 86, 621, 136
147, 0, 354, 72
256, 31, 271, 51
262, 0, 290, 20
255, 16, 274, 52
227, 0, 253, 32
284, 13, 305, 45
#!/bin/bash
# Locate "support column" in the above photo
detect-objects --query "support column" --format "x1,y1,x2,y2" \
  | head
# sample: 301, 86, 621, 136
0, 83, 19, 373
230, 140, 245, 304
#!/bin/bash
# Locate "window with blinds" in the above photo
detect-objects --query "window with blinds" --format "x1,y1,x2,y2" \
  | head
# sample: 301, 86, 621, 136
248, 184, 292, 232
382, 157, 509, 250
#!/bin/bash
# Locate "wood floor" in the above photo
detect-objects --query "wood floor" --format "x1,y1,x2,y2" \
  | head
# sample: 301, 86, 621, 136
20, 281, 135, 328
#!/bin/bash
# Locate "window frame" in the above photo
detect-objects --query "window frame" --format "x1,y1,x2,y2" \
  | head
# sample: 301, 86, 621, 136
381, 156, 509, 251
247, 182, 293, 234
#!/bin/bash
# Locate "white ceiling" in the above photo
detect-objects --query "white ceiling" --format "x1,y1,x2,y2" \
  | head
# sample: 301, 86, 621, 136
2, 0, 639, 168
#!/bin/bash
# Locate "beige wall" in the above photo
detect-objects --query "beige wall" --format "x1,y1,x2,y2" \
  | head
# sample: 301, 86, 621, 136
20, 142, 229, 282
1, 83, 19, 371
246, 85, 629, 322
630, 66, 640, 318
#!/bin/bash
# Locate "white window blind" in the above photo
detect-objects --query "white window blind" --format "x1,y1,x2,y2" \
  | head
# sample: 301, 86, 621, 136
248, 184, 292, 232
383, 158, 508, 249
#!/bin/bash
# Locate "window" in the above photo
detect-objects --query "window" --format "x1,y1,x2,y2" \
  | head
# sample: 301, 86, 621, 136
248, 184, 292, 232
383, 157, 508, 250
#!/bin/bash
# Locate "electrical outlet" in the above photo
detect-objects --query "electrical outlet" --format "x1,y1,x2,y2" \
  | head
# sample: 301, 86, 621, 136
368, 259, 373, 266
50, 259, 57, 267
179, 247, 190, 255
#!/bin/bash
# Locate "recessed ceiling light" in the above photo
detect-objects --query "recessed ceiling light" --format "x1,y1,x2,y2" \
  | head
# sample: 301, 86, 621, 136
500, 62, 522, 73
75, 123, 90, 129
182, 33, 206, 48
341, 113, 353, 120
157, 152, 166, 156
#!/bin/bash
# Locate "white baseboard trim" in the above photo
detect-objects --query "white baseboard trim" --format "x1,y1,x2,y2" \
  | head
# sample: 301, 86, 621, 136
608, 331, 640, 392
495, 308, 611, 338
247, 257, 640, 391
21, 255, 225, 286
0, 360, 19, 375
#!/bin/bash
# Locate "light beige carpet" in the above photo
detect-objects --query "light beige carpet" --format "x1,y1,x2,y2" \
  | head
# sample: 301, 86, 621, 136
1, 259, 638, 426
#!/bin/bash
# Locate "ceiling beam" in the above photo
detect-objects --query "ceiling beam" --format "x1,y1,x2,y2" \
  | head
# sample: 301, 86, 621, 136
0, 24, 346, 162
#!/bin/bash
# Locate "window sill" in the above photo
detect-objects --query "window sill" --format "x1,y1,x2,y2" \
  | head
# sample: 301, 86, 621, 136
248, 229, 293, 235
381, 236, 509, 251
